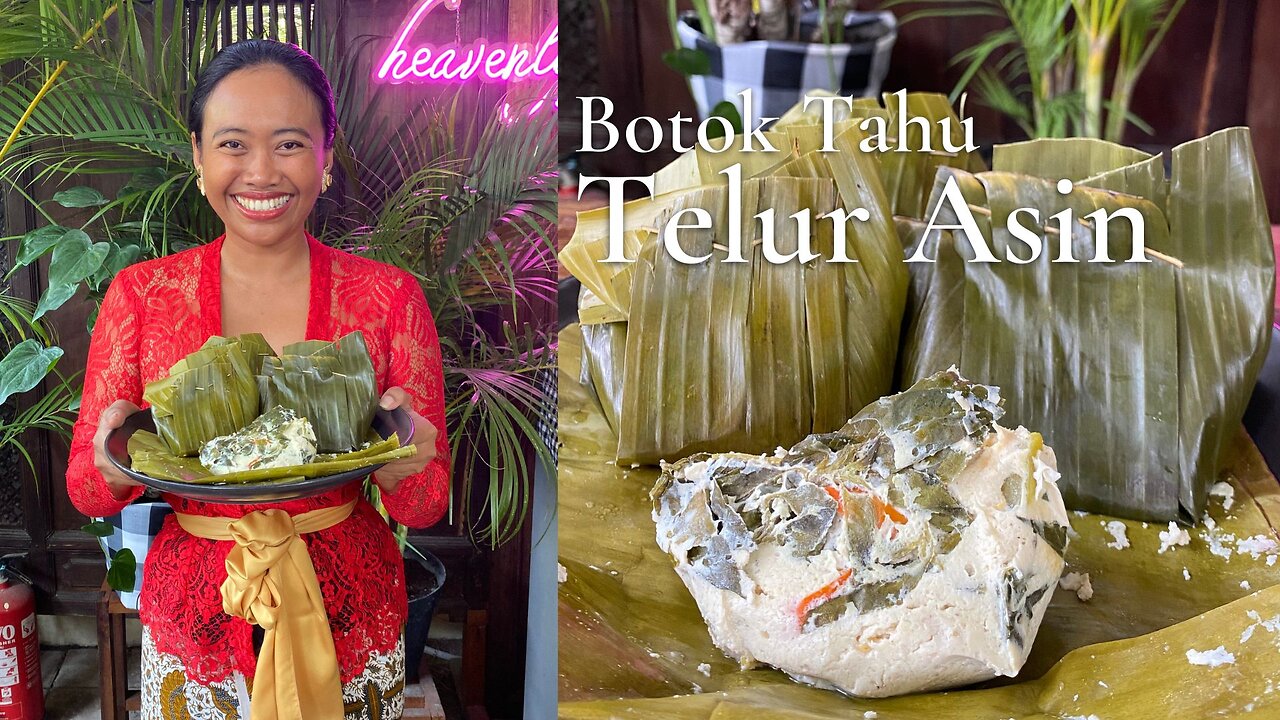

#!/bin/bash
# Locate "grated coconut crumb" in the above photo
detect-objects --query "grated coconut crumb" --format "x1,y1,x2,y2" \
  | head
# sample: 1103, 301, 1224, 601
1059, 572, 1093, 602
1158, 522, 1191, 553
1209, 481, 1236, 511
1105, 521, 1130, 550
1186, 646, 1235, 667
1237, 535, 1279, 560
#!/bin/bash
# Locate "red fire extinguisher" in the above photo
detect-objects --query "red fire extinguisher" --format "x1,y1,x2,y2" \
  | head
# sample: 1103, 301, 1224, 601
0, 555, 42, 720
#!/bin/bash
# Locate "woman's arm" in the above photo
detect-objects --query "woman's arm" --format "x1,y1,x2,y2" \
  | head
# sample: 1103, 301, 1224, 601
66, 269, 146, 517
374, 277, 451, 528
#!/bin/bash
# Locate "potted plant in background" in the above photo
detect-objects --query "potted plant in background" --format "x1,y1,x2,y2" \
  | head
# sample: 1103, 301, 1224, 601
892, 0, 1186, 140
0, 0, 556, 667
664, 0, 899, 128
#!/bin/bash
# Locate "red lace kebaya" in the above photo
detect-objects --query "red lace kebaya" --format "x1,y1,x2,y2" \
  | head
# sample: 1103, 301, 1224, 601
66, 233, 450, 685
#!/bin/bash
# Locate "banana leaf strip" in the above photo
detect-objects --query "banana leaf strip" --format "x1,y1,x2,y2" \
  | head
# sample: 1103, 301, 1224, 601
992, 136, 1168, 212
972, 172, 1180, 520
892, 219, 964, 391
579, 319, 627, 434
876, 92, 974, 217
128, 429, 411, 484
1164, 128, 1276, 519
560, 195, 687, 319
771, 93, 974, 217
200, 332, 276, 375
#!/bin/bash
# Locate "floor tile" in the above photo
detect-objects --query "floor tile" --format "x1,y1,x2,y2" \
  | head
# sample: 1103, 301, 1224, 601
41, 648, 66, 690
51, 648, 101, 690
42, 686, 101, 720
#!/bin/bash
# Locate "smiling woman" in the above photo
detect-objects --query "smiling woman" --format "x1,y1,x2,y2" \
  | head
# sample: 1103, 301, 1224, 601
64, 39, 450, 720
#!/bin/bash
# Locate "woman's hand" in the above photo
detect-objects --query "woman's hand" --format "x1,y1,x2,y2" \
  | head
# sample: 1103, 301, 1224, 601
93, 399, 145, 500
372, 386, 439, 494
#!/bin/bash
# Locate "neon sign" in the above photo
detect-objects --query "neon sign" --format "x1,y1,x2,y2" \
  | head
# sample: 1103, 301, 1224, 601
375, 0, 558, 85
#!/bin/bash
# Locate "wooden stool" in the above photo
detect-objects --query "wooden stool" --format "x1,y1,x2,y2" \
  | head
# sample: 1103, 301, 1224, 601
403, 655, 447, 719
96, 580, 140, 720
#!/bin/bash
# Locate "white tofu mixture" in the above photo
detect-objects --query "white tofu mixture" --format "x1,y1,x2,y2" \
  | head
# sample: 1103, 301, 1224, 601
200, 406, 318, 475
651, 369, 1070, 697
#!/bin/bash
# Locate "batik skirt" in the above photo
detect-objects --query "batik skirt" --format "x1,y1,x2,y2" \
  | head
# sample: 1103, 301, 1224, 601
139, 627, 406, 720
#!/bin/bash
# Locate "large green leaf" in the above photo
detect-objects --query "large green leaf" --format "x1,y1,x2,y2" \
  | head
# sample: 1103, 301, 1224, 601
32, 282, 79, 321
52, 186, 108, 208
91, 242, 142, 289
47, 229, 109, 288
105, 548, 137, 593
81, 520, 114, 538
13, 225, 70, 269
662, 48, 710, 77
0, 339, 63, 406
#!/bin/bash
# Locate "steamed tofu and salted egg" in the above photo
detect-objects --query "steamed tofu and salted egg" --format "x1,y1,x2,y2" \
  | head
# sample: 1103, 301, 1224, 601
651, 369, 1070, 697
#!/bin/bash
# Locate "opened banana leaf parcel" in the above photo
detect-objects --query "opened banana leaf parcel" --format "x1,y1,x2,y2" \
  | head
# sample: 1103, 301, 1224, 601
560, 90, 1277, 714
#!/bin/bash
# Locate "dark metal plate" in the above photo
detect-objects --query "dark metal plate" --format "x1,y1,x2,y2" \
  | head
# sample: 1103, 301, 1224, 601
104, 407, 413, 504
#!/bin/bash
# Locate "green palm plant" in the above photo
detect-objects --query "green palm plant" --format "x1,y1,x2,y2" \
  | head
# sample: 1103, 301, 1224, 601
891, 0, 1185, 141
0, 0, 557, 547
0, 0, 220, 483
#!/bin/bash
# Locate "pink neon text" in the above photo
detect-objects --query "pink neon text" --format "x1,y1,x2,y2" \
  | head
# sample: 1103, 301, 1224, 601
375, 0, 559, 84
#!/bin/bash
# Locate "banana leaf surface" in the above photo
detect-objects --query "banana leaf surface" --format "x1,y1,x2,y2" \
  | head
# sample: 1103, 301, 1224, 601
559, 324, 1280, 719
897, 129, 1274, 521
579, 318, 627, 435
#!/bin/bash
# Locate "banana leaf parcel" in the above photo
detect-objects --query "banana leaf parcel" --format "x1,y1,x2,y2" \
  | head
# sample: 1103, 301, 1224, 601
616, 175, 908, 464
562, 93, 978, 466
558, 323, 1280, 719
143, 334, 264, 456
257, 331, 379, 453
896, 129, 1274, 522
201, 332, 275, 375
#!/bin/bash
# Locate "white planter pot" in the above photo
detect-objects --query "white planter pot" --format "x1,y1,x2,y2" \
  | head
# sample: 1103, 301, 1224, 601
676, 11, 897, 129
95, 499, 173, 610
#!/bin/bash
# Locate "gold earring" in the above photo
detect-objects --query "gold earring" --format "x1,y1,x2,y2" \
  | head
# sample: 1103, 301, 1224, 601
321, 168, 333, 192
195, 167, 205, 196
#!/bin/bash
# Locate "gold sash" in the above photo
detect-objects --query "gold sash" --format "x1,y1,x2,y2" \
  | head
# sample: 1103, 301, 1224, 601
176, 500, 355, 720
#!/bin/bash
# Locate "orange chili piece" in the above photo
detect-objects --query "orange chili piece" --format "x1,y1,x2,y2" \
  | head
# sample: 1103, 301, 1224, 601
822, 484, 845, 515
795, 567, 854, 629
